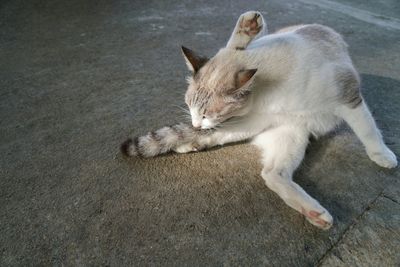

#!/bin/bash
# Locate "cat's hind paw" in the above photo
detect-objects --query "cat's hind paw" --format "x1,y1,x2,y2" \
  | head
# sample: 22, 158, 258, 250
238, 11, 264, 38
301, 207, 333, 230
367, 147, 397, 169
227, 11, 265, 50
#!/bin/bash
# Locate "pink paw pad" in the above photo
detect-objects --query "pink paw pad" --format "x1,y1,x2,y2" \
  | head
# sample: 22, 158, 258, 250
239, 13, 262, 36
309, 210, 321, 218
301, 207, 333, 230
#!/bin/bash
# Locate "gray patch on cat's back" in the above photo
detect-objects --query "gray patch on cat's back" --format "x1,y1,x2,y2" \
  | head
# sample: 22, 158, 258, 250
296, 24, 339, 43
295, 24, 348, 55
335, 67, 363, 108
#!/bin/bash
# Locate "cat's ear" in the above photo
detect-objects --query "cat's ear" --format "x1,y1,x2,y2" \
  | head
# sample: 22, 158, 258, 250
181, 46, 208, 73
236, 69, 257, 89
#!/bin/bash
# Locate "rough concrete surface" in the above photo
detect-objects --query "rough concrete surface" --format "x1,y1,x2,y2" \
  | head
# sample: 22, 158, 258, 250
1, 0, 399, 266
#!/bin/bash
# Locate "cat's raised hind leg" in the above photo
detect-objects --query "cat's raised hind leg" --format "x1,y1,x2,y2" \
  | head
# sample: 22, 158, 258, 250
336, 102, 397, 168
254, 126, 333, 230
226, 11, 266, 50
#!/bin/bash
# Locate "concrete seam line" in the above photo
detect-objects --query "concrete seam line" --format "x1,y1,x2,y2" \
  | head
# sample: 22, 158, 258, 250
315, 190, 384, 266
297, 0, 400, 31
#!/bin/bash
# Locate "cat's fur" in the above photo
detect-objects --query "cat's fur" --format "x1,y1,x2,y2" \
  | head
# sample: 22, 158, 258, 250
121, 11, 397, 229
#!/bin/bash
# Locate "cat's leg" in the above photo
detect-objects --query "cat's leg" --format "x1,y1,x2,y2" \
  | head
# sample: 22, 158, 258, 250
173, 129, 256, 153
254, 125, 333, 230
226, 11, 266, 50
336, 102, 397, 168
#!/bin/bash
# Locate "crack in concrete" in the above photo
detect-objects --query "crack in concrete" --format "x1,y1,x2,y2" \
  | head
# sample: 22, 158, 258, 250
298, 0, 400, 31
316, 190, 384, 266
382, 194, 399, 205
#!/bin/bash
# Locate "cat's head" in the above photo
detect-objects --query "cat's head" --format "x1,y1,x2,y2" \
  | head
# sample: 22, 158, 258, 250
182, 46, 257, 129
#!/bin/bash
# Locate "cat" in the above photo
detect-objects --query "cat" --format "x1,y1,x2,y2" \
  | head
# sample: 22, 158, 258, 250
121, 11, 397, 230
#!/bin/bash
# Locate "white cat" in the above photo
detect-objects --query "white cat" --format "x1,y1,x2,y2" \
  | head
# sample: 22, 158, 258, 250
121, 11, 397, 230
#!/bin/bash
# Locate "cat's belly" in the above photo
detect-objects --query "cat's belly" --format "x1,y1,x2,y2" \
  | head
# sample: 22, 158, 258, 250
264, 111, 342, 137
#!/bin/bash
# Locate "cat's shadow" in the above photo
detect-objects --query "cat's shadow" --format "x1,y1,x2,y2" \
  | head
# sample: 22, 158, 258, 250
119, 74, 400, 226
121, 73, 400, 179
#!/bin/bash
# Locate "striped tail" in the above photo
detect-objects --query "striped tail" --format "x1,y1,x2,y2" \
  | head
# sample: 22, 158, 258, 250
120, 123, 211, 158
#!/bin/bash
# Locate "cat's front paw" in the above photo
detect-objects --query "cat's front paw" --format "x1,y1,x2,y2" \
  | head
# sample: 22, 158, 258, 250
301, 206, 333, 230
367, 147, 397, 169
238, 11, 264, 38
173, 143, 205, 154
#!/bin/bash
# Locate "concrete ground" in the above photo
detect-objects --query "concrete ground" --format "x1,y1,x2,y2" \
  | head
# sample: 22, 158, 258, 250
1, 0, 399, 266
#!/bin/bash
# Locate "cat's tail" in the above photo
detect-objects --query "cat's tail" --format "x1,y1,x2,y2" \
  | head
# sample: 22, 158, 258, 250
120, 123, 202, 158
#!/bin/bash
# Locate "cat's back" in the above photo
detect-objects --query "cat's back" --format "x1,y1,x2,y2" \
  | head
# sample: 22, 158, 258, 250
248, 24, 356, 117
277, 24, 345, 45
249, 24, 349, 62
293, 24, 348, 57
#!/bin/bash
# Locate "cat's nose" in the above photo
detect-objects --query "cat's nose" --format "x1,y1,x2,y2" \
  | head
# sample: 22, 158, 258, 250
192, 121, 202, 129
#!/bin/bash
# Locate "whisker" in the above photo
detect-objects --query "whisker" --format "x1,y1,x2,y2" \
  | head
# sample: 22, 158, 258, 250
178, 115, 192, 121
172, 104, 191, 115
